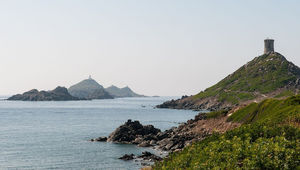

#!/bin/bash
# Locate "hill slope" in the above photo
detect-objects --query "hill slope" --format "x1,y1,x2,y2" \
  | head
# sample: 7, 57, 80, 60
158, 52, 300, 111
105, 85, 144, 98
153, 95, 300, 169
68, 78, 113, 99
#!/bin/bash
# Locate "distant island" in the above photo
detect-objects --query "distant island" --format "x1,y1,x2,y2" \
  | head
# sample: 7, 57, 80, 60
8, 77, 145, 101
7, 86, 80, 101
68, 77, 145, 99
68, 78, 114, 100
105, 85, 145, 98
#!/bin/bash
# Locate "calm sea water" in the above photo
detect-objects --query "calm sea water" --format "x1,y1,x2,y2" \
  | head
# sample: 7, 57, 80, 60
0, 97, 197, 170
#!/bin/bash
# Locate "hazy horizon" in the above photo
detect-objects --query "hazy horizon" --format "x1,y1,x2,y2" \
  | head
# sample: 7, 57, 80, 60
1, 0, 300, 96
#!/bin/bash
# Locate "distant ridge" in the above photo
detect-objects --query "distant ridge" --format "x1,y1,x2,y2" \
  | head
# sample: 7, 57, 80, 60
105, 85, 144, 98
8, 86, 79, 101
68, 78, 113, 100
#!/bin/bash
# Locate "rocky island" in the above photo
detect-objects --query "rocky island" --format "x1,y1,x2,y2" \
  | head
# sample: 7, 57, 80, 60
105, 85, 145, 98
7, 86, 80, 101
68, 77, 145, 99
68, 77, 114, 100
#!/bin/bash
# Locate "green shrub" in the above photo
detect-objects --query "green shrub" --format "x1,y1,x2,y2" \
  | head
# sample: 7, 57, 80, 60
228, 95, 300, 124
153, 124, 300, 169
206, 109, 228, 119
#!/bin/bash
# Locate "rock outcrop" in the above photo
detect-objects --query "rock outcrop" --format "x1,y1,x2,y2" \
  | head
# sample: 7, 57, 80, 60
7, 86, 80, 101
118, 152, 162, 165
118, 154, 135, 161
90, 136, 107, 142
137, 151, 162, 161
107, 119, 160, 144
94, 113, 240, 153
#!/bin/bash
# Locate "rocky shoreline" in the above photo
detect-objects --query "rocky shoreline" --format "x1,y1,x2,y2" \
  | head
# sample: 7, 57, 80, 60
91, 112, 240, 165
156, 95, 233, 111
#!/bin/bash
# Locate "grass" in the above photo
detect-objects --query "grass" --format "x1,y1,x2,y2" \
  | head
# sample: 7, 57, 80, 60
228, 95, 300, 124
206, 109, 229, 119
275, 90, 295, 98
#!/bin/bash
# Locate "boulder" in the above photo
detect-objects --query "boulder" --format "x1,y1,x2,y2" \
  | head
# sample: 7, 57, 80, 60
118, 154, 135, 161
91, 136, 107, 142
138, 141, 151, 147
107, 119, 160, 144
137, 151, 162, 161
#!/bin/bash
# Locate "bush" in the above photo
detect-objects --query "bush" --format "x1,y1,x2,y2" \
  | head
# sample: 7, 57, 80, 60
153, 124, 300, 169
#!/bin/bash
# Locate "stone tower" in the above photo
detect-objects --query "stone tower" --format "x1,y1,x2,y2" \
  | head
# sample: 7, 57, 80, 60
264, 39, 274, 54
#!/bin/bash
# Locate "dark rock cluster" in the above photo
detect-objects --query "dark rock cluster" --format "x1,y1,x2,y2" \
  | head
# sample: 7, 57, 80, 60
118, 152, 162, 162
118, 154, 135, 161
91, 113, 240, 165
93, 116, 210, 152
107, 119, 161, 145
90, 136, 107, 142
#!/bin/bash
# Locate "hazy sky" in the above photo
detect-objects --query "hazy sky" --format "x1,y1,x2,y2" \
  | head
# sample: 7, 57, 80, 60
0, 0, 299, 96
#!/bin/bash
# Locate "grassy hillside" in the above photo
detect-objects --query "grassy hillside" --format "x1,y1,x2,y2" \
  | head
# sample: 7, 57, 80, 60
228, 95, 300, 125
193, 53, 300, 104
153, 95, 300, 169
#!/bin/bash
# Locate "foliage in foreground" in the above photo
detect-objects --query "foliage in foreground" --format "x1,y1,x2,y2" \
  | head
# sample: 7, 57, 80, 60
153, 95, 300, 169
153, 124, 300, 169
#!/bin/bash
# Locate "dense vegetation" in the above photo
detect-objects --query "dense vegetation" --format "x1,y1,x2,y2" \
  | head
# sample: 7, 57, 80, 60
206, 109, 229, 119
153, 95, 300, 169
193, 53, 300, 104
228, 95, 300, 125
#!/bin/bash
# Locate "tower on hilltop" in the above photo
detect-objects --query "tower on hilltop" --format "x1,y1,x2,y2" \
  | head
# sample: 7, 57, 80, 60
264, 39, 274, 54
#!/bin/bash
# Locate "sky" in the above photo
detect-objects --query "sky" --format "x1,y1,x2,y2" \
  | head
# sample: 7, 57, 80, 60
0, 0, 300, 96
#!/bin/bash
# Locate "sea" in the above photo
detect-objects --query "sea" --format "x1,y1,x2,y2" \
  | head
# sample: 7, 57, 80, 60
0, 96, 198, 170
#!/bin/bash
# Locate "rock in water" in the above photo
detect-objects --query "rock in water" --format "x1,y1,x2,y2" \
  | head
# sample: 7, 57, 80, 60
107, 119, 161, 144
137, 151, 162, 161
118, 154, 135, 161
7, 86, 80, 101
90, 136, 107, 142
